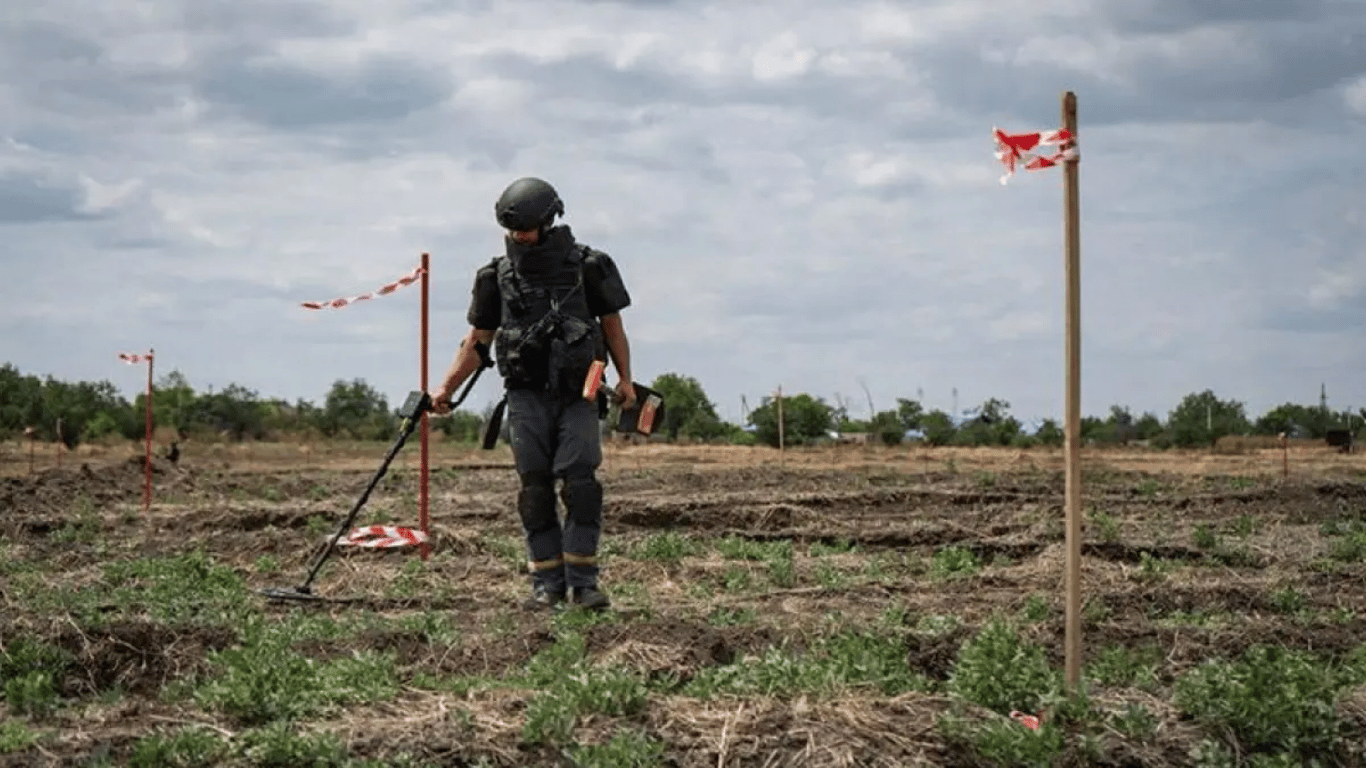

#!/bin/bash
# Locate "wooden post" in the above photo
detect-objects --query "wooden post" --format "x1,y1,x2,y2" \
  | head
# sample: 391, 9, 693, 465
144, 349, 154, 515
55, 418, 63, 468
1281, 432, 1289, 478
1061, 91, 1083, 691
419, 252, 431, 561
25, 426, 35, 474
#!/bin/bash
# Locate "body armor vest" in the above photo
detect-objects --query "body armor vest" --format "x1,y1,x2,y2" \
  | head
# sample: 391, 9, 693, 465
493, 239, 604, 393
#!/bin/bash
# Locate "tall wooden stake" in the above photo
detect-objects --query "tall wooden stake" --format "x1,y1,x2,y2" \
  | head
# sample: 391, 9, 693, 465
144, 349, 155, 515
1061, 91, 1083, 691
419, 252, 431, 561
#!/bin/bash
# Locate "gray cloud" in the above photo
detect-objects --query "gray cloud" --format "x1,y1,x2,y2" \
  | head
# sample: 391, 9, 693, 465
2, 21, 100, 63
1118, 29, 1364, 105
574, 0, 679, 5
0, 23, 183, 120
3, 0, 1366, 425
194, 53, 454, 129
0, 172, 102, 224
483, 53, 682, 107
1262, 303, 1366, 333
180, 0, 354, 39
1100, 0, 1348, 33
479, 50, 965, 143
901, 0, 1366, 127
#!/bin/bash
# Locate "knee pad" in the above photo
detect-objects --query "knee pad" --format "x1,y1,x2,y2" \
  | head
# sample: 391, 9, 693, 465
518, 470, 557, 533
560, 473, 603, 527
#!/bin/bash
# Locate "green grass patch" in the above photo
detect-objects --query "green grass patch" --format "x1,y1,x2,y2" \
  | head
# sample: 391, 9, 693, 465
191, 614, 400, 726
929, 545, 980, 580
682, 628, 927, 700
631, 531, 701, 562
0, 720, 41, 755
1174, 644, 1349, 760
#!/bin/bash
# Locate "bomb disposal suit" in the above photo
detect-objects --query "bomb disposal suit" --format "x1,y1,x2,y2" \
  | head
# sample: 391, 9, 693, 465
459, 178, 632, 611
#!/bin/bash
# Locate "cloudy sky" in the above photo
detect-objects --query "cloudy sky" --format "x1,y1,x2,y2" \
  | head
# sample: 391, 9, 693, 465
3, 0, 1364, 428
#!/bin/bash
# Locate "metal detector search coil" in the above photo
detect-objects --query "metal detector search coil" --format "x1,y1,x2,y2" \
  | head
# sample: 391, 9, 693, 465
259, 364, 487, 603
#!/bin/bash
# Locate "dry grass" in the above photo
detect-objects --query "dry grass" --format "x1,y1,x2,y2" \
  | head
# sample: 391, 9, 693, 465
648, 693, 957, 767
4, 436, 1361, 481
3, 439, 1366, 765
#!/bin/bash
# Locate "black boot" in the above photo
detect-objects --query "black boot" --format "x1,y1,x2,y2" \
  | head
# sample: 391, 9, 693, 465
571, 586, 610, 610
524, 581, 566, 611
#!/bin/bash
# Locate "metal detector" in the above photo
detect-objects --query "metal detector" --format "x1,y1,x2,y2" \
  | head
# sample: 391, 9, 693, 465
260, 358, 488, 603
617, 382, 667, 436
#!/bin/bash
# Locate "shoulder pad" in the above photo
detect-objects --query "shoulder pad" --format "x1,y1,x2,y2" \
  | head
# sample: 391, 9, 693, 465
578, 244, 608, 261
578, 245, 615, 272
475, 257, 501, 279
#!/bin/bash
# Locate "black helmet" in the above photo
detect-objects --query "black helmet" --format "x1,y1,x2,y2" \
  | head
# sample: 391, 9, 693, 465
494, 177, 564, 231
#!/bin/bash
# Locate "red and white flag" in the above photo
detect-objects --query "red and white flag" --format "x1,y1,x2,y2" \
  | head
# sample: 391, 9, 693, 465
301, 265, 425, 310
118, 352, 153, 364
338, 525, 429, 548
994, 127, 1077, 184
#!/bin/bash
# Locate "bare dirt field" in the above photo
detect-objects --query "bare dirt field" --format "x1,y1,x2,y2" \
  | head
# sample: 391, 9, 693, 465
3, 440, 1366, 766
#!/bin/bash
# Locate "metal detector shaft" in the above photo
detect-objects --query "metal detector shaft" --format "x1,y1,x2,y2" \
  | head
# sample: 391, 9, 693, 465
292, 366, 485, 594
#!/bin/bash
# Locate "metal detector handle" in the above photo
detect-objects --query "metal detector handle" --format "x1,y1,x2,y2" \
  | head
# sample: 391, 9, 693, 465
296, 363, 488, 592
297, 404, 426, 590
447, 363, 485, 410
415, 360, 487, 418
430, 339, 492, 413
481, 395, 507, 450
291, 353, 493, 595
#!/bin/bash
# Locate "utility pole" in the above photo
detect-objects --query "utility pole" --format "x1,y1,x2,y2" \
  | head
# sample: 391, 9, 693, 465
858, 377, 875, 418
1321, 383, 1330, 437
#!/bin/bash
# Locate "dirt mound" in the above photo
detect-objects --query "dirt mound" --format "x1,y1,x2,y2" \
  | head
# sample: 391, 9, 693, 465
297, 626, 556, 679
905, 625, 975, 681
0, 620, 237, 699
0, 458, 175, 516
583, 617, 783, 683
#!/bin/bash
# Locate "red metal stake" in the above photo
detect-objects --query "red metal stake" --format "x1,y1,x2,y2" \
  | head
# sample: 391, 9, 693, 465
143, 349, 154, 515
419, 254, 431, 561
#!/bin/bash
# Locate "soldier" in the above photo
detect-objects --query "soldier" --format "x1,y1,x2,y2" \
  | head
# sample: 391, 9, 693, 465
431, 177, 635, 611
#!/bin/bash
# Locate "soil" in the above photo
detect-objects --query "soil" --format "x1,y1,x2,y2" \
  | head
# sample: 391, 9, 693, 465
2, 443, 1366, 766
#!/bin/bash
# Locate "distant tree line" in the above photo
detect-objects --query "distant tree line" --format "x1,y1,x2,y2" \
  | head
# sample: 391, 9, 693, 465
649, 373, 1364, 450
1, 362, 1362, 450
0, 364, 485, 446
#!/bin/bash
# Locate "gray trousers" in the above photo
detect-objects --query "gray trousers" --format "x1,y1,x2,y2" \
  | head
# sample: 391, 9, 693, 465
507, 387, 604, 590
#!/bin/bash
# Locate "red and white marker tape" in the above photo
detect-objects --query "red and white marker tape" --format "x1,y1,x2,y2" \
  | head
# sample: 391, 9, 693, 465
1009, 710, 1041, 730
993, 127, 1077, 184
301, 266, 425, 310
337, 525, 429, 549
118, 352, 154, 364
